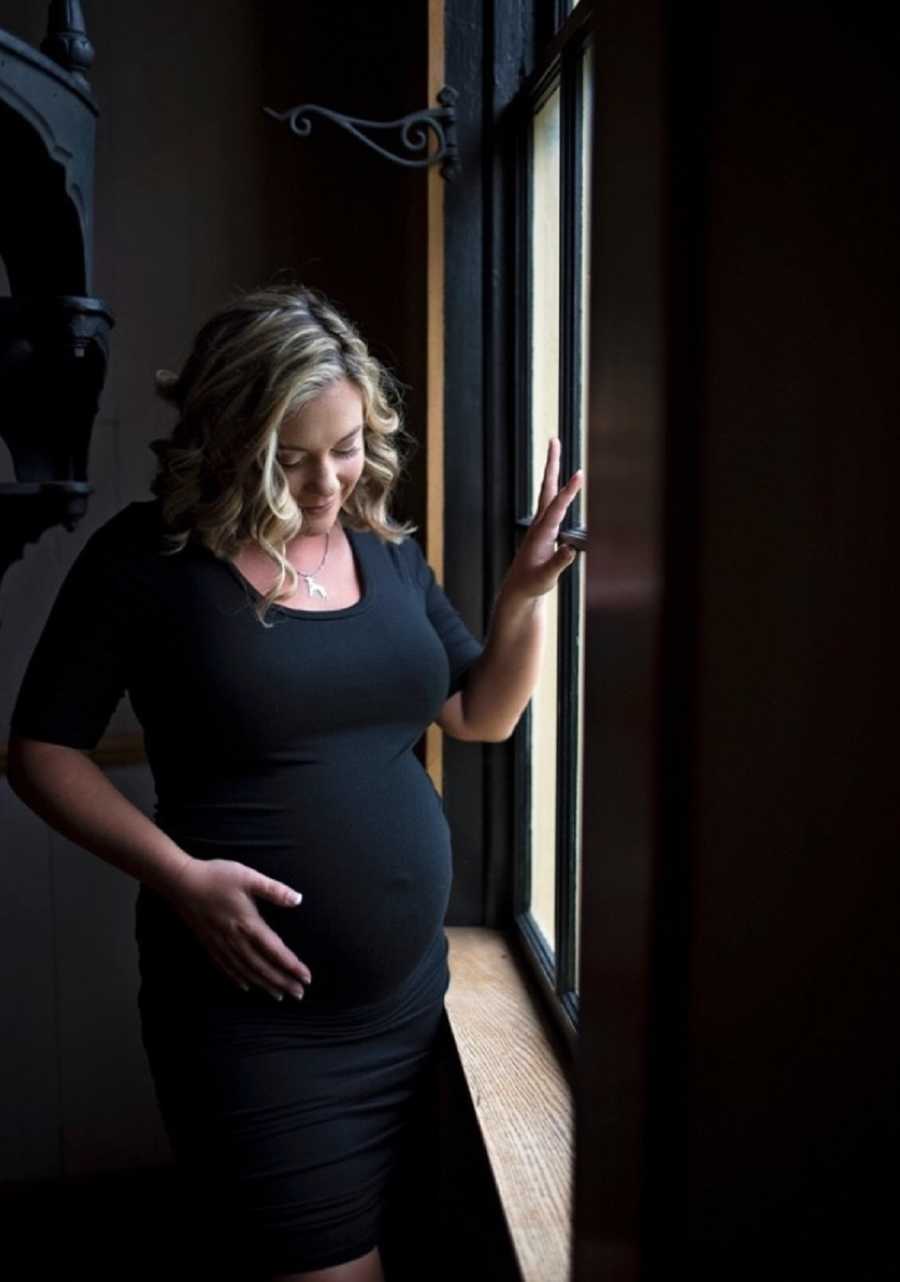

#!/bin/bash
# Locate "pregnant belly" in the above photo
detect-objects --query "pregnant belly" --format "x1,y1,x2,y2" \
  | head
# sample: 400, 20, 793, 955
142, 757, 453, 1007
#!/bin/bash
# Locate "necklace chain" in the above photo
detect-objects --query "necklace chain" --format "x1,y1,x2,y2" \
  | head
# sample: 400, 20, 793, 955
293, 531, 329, 599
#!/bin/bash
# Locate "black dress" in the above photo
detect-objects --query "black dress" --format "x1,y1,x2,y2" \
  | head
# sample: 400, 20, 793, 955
9, 498, 485, 1277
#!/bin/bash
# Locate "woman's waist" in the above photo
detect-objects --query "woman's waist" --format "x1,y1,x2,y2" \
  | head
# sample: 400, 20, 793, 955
153, 757, 447, 851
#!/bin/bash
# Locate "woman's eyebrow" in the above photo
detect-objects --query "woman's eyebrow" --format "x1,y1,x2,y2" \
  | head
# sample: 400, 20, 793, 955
277, 425, 363, 453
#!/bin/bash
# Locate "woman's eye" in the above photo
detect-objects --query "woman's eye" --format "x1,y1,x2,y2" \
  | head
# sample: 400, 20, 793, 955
279, 447, 360, 467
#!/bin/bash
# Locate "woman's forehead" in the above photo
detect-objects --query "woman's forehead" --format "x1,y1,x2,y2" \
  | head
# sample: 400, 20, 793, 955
278, 380, 363, 443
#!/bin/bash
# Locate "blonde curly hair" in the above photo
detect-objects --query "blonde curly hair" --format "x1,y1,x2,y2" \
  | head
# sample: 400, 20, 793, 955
148, 282, 418, 627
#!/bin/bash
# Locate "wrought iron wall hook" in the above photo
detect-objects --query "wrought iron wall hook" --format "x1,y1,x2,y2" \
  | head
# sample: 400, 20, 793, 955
263, 85, 459, 180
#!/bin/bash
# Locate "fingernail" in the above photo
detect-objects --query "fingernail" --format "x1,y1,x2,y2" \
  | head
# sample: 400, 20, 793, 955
292, 988, 305, 1001
272, 991, 284, 1002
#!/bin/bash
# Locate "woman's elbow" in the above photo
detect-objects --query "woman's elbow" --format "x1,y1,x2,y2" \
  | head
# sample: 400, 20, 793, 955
6, 736, 79, 792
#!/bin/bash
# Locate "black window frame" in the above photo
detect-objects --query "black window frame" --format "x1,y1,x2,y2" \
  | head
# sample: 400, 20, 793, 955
442, 0, 594, 1073
510, 0, 594, 1052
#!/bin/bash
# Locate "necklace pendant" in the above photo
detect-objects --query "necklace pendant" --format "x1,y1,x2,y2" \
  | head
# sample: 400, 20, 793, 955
305, 576, 328, 599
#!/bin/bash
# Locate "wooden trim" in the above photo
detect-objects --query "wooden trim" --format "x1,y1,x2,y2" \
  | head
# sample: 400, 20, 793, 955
444, 926, 573, 1282
425, 0, 445, 797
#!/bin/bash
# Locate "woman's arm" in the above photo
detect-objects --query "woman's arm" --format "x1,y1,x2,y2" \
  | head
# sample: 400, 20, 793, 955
7, 738, 315, 999
6, 737, 195, 899
436, 436, 582, 744
436, 589, 546, 742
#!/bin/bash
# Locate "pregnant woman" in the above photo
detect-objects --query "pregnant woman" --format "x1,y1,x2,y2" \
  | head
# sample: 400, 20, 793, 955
7, 283, 582, 1281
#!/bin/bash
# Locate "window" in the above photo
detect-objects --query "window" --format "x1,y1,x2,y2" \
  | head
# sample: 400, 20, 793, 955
512, 1, 593, 1034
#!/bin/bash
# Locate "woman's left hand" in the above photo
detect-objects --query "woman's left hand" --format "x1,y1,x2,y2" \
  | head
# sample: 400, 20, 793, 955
501, 437, 583, 601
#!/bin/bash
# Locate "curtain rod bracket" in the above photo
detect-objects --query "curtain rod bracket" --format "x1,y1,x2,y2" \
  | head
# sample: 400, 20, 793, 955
263, 85, 460, 180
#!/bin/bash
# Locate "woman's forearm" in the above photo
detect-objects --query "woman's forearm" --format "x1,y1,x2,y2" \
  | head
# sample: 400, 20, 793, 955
6, 739, 195, 901
461, 587, 547, 742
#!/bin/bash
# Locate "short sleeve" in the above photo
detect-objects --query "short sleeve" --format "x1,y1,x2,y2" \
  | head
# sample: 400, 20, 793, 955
406, 537, 485, 698
9, 523, 134, 750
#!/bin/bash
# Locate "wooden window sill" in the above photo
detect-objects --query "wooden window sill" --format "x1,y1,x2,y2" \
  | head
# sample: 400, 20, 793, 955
443, 927, 574, 1282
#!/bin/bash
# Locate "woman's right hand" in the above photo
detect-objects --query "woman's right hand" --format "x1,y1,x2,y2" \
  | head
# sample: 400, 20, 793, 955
162, 857, 312, 1001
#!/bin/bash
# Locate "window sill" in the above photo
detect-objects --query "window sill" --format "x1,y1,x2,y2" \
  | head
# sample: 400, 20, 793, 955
443, 927, 573, 1282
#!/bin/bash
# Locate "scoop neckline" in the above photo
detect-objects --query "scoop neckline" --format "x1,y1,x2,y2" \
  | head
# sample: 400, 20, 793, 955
219, 524, 375, 619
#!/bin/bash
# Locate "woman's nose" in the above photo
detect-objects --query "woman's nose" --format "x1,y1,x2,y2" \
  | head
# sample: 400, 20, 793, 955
303, 459, 339, 494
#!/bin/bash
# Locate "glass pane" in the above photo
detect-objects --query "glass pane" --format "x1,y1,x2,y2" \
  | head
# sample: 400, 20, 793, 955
577, 40, 593, 517
531, 85, 561, 516
575, 41, 594, 996
530, 585, 560, 955
528, 84, 561, 956
575, 552, 586, 994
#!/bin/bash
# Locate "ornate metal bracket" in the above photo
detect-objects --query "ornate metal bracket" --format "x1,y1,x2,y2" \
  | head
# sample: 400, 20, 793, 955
263, 85, 459, 180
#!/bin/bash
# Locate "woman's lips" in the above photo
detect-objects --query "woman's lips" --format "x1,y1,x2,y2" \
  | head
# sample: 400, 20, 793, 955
301, 497, 337, 512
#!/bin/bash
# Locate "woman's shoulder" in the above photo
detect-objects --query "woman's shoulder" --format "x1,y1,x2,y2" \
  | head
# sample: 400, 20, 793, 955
73, 498, 168, 578
356, 525, 426, 586
88, 497, 163, 545
86, 496, 157, 533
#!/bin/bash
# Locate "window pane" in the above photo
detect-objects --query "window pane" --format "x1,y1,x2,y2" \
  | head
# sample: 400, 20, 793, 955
577, 40, 593, 515
531, 85, 561, 516
575, 552, 586, 993
530, 593, 560, 954
575, 40, 594, 995
528, 83, 561, 956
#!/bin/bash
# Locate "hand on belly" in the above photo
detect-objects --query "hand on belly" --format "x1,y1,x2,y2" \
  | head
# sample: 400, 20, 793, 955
255, 831, 452, 1006
160, 856, 314, 1002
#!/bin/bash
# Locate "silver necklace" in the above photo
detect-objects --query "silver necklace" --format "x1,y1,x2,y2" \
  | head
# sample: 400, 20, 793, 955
293, 531, 329, 599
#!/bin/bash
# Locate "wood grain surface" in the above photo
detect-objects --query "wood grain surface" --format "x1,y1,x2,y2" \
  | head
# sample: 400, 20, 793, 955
445, 926, 573, 1282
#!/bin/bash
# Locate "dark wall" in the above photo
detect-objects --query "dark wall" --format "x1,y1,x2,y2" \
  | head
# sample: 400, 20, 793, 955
686, 6, 900, 1273
0, 0, 431, 1183
575, 2, 900, 1277
262, 0, 429, 535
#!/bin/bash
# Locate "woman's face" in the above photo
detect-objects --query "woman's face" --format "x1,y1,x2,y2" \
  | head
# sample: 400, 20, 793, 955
275, 378, 367, 536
